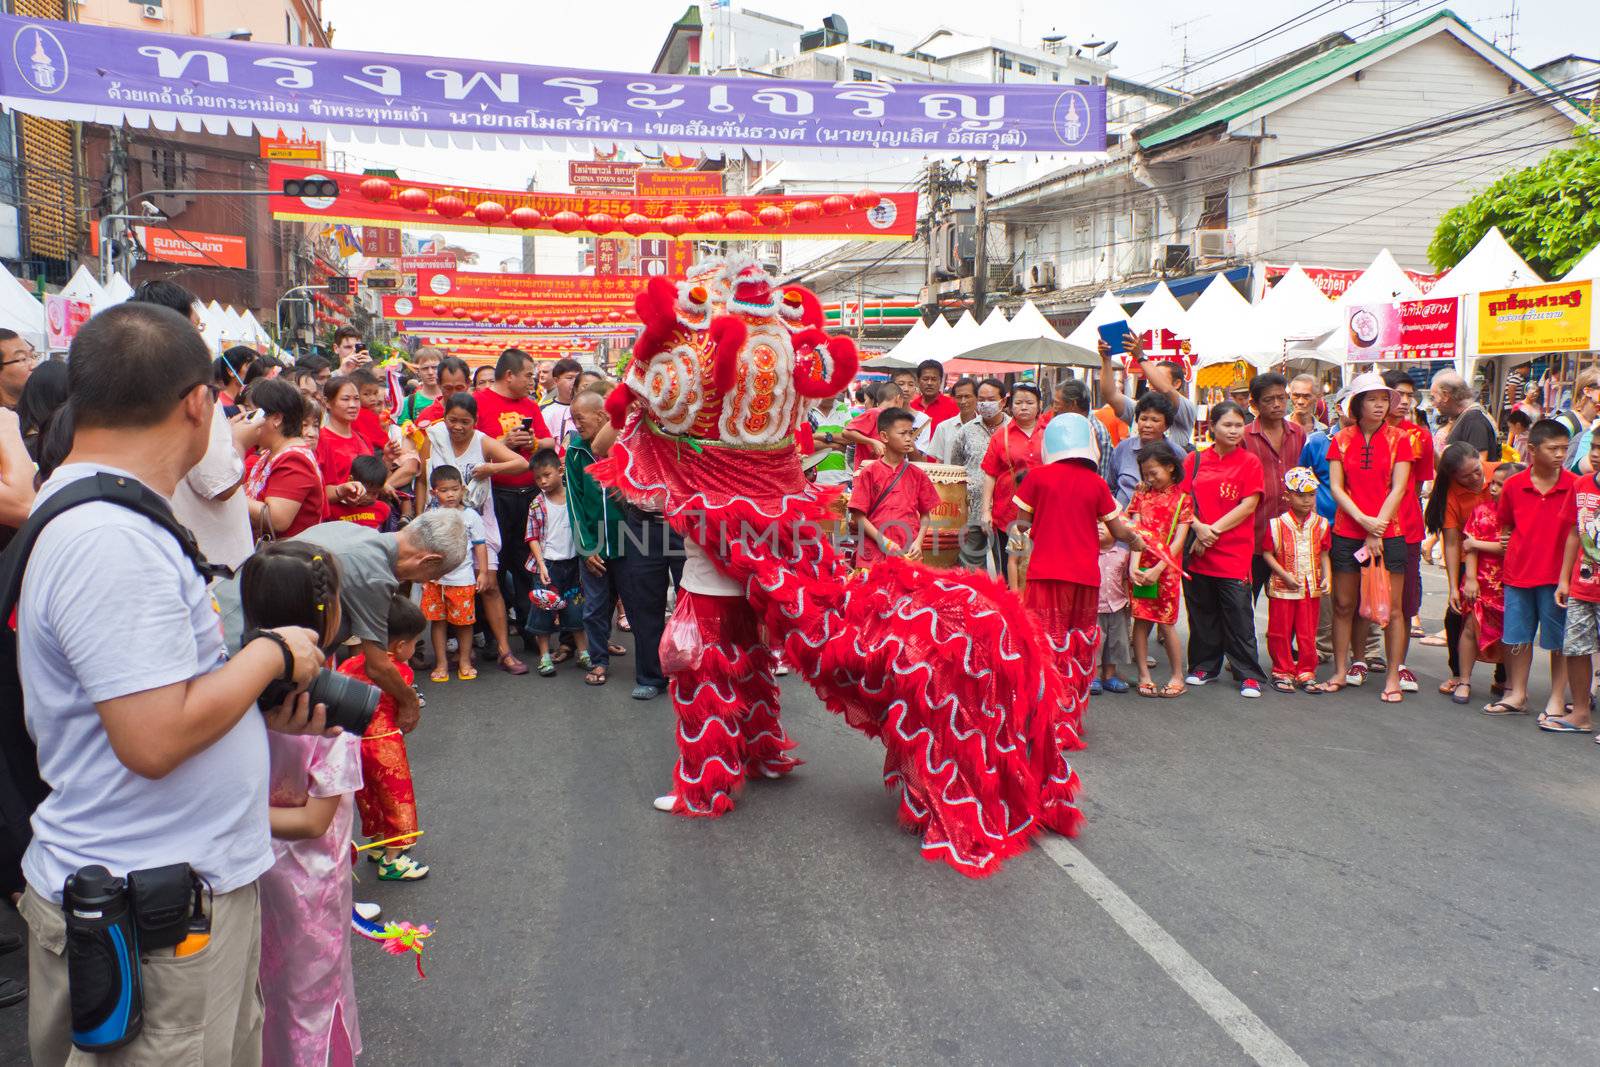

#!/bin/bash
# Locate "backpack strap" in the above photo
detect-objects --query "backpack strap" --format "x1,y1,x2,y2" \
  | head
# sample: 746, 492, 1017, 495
0, 472, 228, 893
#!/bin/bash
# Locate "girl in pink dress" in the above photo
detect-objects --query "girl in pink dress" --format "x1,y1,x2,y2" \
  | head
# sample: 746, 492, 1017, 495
1126, 442, 1194, 698
240, 542, 363, 1066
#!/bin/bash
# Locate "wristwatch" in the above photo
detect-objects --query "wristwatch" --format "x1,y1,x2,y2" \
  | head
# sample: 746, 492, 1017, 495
242, 628, 295, 682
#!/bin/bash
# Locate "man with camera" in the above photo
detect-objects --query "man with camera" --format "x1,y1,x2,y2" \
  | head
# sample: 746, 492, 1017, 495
10, 304, 332, 1065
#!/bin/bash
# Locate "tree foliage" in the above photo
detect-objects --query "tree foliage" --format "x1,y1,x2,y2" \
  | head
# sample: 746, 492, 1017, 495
1430, 127, 1600, 278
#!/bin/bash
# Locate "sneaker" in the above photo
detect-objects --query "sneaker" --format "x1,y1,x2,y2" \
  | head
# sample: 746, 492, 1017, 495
377, 853, 430, 881
577, 650, 593, 669
774, 660, 790, 677
1184, 669, 1215, 687
652, 794, 679, 812
1345, 661, 1368, 687
1397, 665, 1419, 693
1240, 679, 1262, 699
354, 901, 382, 921
632, 684, 663, 701
537, 654, 557, 677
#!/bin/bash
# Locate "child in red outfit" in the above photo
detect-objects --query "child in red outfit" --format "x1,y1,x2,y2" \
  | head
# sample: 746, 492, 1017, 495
340, 594, 432, 882
1126, 441, 1193, 697
1261, 467, 1331, 692
328, 454, 392, 529
848, 407, 941, 567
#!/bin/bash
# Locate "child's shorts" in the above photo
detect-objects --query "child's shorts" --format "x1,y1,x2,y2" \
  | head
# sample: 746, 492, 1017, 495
422, 582, 476, 626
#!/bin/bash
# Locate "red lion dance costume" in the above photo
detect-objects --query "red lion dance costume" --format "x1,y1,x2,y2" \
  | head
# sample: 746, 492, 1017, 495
592, 257, 1087, 878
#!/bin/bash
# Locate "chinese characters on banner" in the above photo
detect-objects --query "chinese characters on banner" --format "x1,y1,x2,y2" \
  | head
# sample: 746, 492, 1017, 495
1476, 281, 1593, 356
1345, 299, 1459, 362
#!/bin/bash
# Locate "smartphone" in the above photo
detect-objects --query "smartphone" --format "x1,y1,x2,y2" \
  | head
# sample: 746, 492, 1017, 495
520, 417, 535, 432
1354, 545, 1371, 564
244, 408, 266, 425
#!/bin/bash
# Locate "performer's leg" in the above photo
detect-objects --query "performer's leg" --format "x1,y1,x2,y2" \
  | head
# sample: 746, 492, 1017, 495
737, 626, 801, 779
660, 592, 746, 817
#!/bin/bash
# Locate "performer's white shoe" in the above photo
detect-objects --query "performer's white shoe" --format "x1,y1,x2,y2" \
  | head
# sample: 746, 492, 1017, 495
652, 794, 678, 812
354, 901, 382, 921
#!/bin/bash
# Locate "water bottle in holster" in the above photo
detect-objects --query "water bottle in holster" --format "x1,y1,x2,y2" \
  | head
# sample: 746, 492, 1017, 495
62, 865, 143, 1052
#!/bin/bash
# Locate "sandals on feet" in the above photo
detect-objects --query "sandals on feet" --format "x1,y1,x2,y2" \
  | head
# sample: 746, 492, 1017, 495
1451, 683, 1472, 705
607, 643, 628, 657
1270, 677, 1298, 694
1538, 717, 1594, 734
1136, 682, 1159, 698
1379, 688, 1403, 703
1482, 700, 1526, 716
458, 664, 478, 681
429, 666, 450, 683
584, 665, 608, 686
537, 654, 556, 677
1158, 682, 1187, 698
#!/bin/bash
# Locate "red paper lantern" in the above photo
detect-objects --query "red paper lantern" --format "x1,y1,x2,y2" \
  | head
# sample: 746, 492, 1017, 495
473, 200, 507, 225
605, 310, 622, 321
660, 214, 691, 238
694, 210, 725, 232
724, 209, 755, 230
757, 205, 786, 228
584, 212, 616, 234
821, 194, 851, 216
791, 200, 821, 224
851, 188, 880, 210
358, 177, 393, 203
433, 195, 468, 219
451, 307, 467, 319
430, 303, 449, 315
621, 212, 653, 237
397, 187, 430, 212
506, 315, 522, 327
550, 211, 583, 234
469, 310, 485, 323
508, 206, 542, 229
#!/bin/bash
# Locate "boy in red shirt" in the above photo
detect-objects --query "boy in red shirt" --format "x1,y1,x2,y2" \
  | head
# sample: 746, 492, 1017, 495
1493, 418, 1577, 719
849, 408, 941, 566
1551, 431, 1600, 733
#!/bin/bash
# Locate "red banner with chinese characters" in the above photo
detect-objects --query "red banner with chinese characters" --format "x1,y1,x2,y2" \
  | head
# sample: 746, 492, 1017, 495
1266, 263, 1443, 297
1345, 298, 1458, 362
269, 163, 916, 241
409, 270, 646, 304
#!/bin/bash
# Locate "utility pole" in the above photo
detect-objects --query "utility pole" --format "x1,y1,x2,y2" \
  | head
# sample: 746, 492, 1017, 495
972, 160, 989, 323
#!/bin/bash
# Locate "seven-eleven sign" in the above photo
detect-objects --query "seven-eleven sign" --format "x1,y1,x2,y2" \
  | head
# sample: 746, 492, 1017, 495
840, 301, 862, 328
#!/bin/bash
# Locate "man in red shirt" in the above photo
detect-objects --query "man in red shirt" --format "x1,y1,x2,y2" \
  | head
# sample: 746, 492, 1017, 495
1383, 369, 1436, 693
1493, 418, 1577, 719
848, 408, 941, 566
475, 348, 554, 672
1240, 372, 1306, 601
910, 359, 960, 433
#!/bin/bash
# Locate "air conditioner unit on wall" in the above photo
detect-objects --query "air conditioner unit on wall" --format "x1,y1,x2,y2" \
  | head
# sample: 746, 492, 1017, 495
1159, 243, 1191, 274
1197, 229, 1235, 259
141, 4, 166, 20
1028, 257, 1057, 290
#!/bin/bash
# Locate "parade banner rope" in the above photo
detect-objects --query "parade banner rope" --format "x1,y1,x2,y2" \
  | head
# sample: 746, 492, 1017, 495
0, 14, 1105, 160
269, 163, 918, 242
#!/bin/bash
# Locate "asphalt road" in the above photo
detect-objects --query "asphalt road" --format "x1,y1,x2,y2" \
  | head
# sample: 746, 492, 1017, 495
3, 569, 1599, 1065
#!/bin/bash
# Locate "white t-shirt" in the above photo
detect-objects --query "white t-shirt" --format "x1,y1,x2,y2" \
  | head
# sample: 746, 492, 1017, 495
437, 506, 487, 587
542, 400, 574, 447
169, 401, 252, 571
19, 464, 272, 902
540, 495, 576, 560
680, 538, 743, 596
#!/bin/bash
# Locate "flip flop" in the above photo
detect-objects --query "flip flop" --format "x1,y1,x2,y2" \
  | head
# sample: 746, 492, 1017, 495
551, 646, 574, 665
1418, 635, 1448, 646
429, 667, 450, 683
1271, 677, 1298, 694
584, 666, 608, 686
1379, 689, 1404, 703
1136, 682, 1160, 698
607, 643, 629, 657
458, 665, 478, 681
1482, 700, 1526, 716
1310, 680, 1346, 694
1158, 682, 1187, 698
1297, 679, 1324, 695
1438, 678, 1462, 694
1538, 718, 1594, 734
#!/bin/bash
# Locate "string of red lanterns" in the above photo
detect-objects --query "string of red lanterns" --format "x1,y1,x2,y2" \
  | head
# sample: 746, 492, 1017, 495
354, 176, 880, 236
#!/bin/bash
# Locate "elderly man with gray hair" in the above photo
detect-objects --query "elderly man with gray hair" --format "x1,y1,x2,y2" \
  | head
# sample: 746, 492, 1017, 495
216, 510, 467, 732
1430, 369, 1498, 460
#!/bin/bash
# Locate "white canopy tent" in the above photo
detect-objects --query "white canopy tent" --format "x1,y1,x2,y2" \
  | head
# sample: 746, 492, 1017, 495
995, 300, 1063, 344
932, 310, 984, 362
1186, 274, 1279, 366
1127, 280, 1188, 340
0, 262, 44, 350
1427, 226, 1540, 298
1337, 249, 1423, 307
102, 274, 135, 306
1063, 291, 1130, 352
1563, 244, 1600, 282
862, 316, 933, 370
1246, 264, 1341, 365
58, 265, 111, 314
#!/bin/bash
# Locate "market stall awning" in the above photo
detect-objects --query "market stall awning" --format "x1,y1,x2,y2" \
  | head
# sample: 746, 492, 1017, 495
1427, 226, 1541, 298
0, 14, 1107, 161
1186, 274, 1280, 366
1116, 265, 1250, 301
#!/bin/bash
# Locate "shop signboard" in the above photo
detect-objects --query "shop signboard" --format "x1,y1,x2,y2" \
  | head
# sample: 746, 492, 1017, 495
1476, 281, 1593, 356
1345, 298, 1458, 362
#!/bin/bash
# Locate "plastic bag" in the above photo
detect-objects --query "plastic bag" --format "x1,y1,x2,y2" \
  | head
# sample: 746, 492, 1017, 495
1359, 560, 1392, 628
659, 595, 706, 675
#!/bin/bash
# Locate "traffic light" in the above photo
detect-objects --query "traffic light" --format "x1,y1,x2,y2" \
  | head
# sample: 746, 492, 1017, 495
282, 177, 339, 198
327, 276, 352, 296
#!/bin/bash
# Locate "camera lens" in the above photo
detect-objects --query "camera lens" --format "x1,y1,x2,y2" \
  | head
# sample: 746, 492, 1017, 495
304, 669, 380, 735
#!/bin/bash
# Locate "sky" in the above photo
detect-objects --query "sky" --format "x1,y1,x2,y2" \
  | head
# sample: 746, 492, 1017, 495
319, 0, 1598, 269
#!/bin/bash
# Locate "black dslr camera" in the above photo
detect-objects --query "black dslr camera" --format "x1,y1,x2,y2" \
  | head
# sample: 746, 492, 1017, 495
245, 628, 379, 735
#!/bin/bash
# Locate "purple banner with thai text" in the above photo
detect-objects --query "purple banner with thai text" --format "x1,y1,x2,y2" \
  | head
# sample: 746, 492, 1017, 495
0, 15, 1105, 156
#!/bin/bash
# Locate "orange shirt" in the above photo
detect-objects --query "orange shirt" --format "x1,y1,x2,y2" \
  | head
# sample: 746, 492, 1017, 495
1442, 462, 1499, 531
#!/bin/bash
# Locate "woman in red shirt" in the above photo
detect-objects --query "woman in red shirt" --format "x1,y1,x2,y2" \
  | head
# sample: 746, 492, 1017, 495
1182, 401, 1269, 697
980, 383, 1047, 575
315, 374, 373, 513
1327, 373, 1413, 701
244, 377, 326, 540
